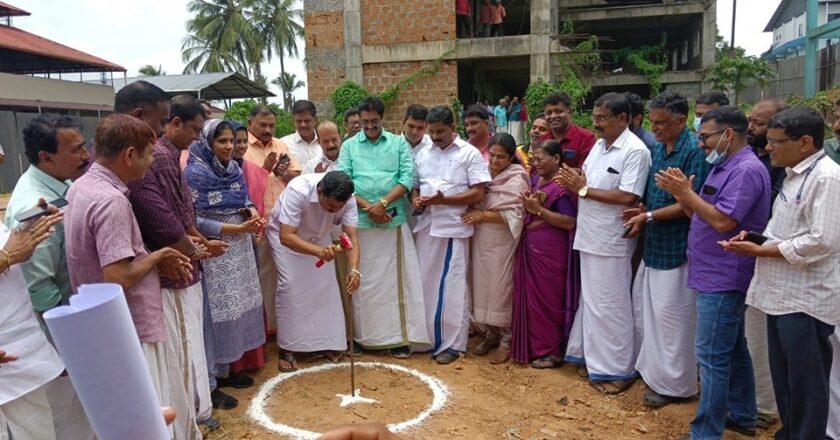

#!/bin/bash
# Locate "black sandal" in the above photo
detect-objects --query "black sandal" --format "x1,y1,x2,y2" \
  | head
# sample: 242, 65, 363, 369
278, 351, 298, 372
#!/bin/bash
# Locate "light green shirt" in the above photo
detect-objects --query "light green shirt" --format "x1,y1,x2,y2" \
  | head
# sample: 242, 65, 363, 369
337, 130, 414, 229
4, 166, 72, 313
824, 137, 840, 165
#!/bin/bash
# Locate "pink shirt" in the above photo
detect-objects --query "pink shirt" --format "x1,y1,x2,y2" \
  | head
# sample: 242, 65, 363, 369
480, 4, 493, 24
64, 163, 165, 343
456, 0, 471, 16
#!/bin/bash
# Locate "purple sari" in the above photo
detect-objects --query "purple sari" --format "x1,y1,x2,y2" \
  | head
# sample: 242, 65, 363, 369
511, 175, 581, 363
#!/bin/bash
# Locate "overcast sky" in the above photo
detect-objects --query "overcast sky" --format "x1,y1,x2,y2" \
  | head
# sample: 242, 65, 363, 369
13, 0, 777, 105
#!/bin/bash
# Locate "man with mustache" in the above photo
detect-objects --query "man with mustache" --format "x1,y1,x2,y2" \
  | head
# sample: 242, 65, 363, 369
4, 114, 94, 438
403, 104, 432, 159
743, 96, 789, 431
543, 92, 596, 168
412, 105, 491, 365
303, 121, 342, 174
823, 97, 840, 440
517, 113, 549, 173
465, 104, 493, 161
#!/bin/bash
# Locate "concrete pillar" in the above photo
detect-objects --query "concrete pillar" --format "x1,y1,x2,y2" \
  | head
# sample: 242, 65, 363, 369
700, 0, 717, 92
529, 0, 555, 82
344, 0, 363, 84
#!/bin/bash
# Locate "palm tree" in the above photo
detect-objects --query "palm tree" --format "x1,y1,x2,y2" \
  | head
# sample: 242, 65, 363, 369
254, 0, 303, 91
181, 0, 260, 76
271, 72, 305, 111
138, 64, 165, 76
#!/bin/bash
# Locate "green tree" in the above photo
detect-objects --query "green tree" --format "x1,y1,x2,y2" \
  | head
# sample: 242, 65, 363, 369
138, 64, 165, 76
524, 78, 559, 121
271, 72, 306, 111
181, 0, 259, 77
254, 0, 304, 106
330, 81, 370, 125
706, 55, 775, 105
224, 99, 295, 137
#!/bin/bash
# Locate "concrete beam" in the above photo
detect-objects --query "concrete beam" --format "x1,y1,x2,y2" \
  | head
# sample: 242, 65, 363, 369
561, 2, 705, 22
583, 70, 705, 87
361, 35, 568, 64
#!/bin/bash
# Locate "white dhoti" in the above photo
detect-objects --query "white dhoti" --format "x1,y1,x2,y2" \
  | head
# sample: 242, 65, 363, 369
746, 305, 777, 416
162, 285, 208, 440
43, 376, 95, 440
415, 227, 470, 356
509, 120, 523, 145
632, 262, 697, 397
257, 238, 278, 334
353, 226, 430, 350
272, 244, 347, 352
828, 328, 840, 440
0, 382, 56, 440
565, 251, 637, 381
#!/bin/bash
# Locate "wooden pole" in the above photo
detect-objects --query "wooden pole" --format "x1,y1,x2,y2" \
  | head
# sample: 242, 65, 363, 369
348, 294, 356, 397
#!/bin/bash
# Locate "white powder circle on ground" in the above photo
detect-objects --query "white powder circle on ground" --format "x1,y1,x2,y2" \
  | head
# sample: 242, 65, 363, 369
247, 361, 450, 439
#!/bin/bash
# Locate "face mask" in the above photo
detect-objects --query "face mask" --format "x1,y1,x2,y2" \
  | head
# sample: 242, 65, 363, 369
693, 116, 701, 133
706, 132, 731, 166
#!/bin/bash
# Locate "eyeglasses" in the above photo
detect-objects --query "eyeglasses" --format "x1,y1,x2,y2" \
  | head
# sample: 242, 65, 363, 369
697, 129, 727, 143
766, 136, 802, 146
592, 114, 616, 123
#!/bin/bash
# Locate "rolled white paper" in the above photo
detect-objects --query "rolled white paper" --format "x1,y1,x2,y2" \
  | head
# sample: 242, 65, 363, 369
43, 283, 169, 440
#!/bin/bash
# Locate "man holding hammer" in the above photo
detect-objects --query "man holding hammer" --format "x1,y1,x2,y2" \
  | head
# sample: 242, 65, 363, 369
267, 171, 361, 371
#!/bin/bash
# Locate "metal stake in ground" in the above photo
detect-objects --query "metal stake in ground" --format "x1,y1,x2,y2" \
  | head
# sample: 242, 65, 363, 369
348, 294, 356, 397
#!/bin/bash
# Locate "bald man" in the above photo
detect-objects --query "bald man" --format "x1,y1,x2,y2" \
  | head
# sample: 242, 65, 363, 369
303, 121, 342, 175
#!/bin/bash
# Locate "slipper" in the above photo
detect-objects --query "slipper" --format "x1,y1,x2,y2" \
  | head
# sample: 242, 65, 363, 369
590, 378, 636, 395
211, 389, 238, 410
755, 412, 775, 430
278, 351, 298, 372
725, 420, 756, 437
643, 390, 687, 408
576, 364, 589, 378
324, 350, 344, 362
217, 373, 254, 389
531, 355, 563, 369
390, 346, 411, 359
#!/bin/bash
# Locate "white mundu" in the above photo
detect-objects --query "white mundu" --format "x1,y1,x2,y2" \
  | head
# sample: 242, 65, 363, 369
413, 136, 491, 355
267, 173, 358, 352
565, 127, 651, 381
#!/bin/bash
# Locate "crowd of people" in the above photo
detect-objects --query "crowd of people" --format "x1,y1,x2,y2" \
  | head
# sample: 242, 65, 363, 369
456, 0, 507, 39
1, 78, 839, 440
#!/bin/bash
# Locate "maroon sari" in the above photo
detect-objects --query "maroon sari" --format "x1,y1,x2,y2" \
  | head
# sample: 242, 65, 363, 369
511, 175, 581, 363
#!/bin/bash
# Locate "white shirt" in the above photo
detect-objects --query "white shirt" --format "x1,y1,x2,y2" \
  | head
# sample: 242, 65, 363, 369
268, 173, 358, 253
408, 134, 433, 160
413, 136, 491, 238
302, 153, 337, 175
282, 131, 322, 165
747, 153, 840, 325
0, 223, 64, 405
573, 127, 651, 257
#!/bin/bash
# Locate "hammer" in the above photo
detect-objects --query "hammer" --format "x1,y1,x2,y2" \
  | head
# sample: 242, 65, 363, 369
315, 233, 353, 268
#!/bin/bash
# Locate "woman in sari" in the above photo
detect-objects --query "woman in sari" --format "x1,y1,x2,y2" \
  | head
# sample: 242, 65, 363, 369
184, 119, 266, 394
463, 133, 529, 364
511, 139, 580, 368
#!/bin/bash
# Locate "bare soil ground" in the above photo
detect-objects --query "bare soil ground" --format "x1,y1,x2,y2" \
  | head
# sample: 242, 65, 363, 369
209, 340, 775, 440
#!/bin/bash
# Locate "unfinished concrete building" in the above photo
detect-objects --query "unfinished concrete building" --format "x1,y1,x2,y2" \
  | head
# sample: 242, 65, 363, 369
304, 0, 717, 128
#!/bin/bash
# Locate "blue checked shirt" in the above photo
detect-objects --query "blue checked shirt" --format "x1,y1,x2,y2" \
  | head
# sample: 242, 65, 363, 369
643, 128, 710, 270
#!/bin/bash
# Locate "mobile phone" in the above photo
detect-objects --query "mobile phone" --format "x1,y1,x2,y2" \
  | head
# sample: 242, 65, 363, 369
207, 236, 222, 241
622, 224, 634, 239
387, 207, 398, 217
239, 208, 252, 219
744, 231, 768, 245
563, 150, 576, 159
279, 154, 291, 165
14, 197, 68, 223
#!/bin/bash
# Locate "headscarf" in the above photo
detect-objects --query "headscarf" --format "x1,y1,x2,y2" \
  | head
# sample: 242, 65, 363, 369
184, 119, 251, 212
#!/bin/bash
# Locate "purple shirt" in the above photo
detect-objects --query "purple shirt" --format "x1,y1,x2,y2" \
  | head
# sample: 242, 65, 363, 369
127, 137, 200, 289
687, 146, 771, 294
64, 163, 166, 343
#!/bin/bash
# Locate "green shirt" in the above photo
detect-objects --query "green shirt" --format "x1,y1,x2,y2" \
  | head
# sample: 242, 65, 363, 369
4, 166, 72, 313
337, 130, 414, 229
824, 137, 840, 165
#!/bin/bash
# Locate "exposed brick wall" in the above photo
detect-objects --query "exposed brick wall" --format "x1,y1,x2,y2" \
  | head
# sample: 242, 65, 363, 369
360, 0, 455, 46
304, 10, 346, 115
363, 61, 459, 132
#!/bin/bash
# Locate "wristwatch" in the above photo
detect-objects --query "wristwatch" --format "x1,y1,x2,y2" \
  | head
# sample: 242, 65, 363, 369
646, 211, 654, 223
379, 198, 389, 208
578, 186, 589, 199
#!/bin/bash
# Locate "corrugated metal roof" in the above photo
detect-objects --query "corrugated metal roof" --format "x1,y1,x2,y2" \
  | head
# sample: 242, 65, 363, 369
0, 25, 125, 73
109, 72, 275, 100
0, 1, 30, 17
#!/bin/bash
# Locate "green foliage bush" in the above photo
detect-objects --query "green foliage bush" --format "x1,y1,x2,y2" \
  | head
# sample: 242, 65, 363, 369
224, 99, 294, 138
330, 81, 370, 127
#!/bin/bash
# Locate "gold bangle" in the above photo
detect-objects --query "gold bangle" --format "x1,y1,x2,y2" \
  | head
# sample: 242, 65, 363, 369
0, 249, 11, 275
538, 208, 545, 218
